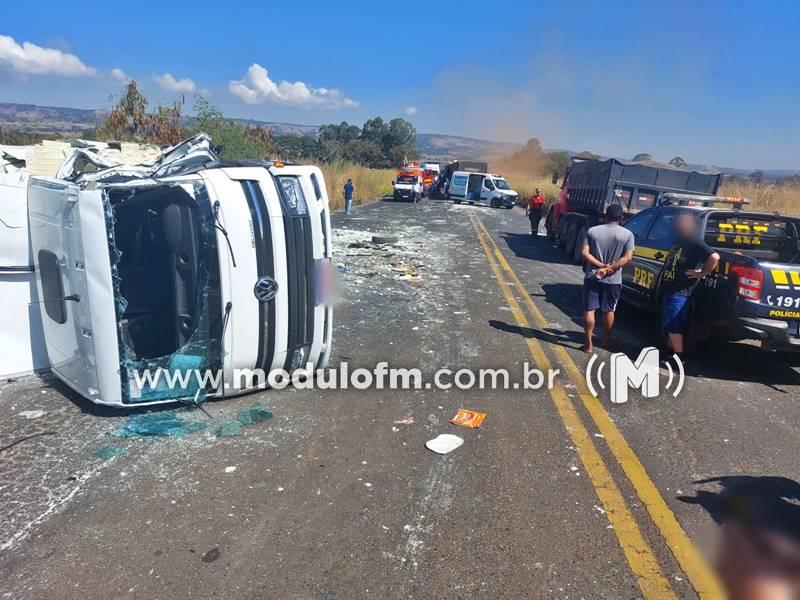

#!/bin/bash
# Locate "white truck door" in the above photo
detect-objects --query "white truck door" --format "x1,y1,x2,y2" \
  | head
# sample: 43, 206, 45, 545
27, 178, 122, 404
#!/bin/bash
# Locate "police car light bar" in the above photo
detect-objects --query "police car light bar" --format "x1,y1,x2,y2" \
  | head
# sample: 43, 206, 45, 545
661, 193, 751, 208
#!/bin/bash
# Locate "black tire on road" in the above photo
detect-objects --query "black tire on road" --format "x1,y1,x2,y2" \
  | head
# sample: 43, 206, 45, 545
490, 198, 499, 208
564, 224, 577, 257
557, 219, 569, 249
573, 226, 587, 264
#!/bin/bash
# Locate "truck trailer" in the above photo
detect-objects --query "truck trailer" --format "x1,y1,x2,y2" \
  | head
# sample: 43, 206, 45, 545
546, 158, 721, 263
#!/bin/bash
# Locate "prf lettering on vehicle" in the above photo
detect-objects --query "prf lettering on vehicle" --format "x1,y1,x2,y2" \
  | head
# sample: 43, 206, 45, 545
632, 266, 655, 289
716, 222, 768, 246
770, 269, 800, 290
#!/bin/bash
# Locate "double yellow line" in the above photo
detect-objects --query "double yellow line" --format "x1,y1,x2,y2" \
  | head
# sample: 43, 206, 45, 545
470, 214, 723, 599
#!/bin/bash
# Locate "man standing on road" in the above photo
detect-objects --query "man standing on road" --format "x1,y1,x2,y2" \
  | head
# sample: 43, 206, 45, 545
580, 204, 634, 353
343, 178, 354, 215
659, 212, 720, 360
526, 188, 546, 237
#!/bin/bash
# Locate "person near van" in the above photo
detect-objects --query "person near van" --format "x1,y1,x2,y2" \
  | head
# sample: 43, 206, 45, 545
580, 204, 635, 353
343, 179, 354, 214
659, 211, 720, 358
526, 188, 546, 237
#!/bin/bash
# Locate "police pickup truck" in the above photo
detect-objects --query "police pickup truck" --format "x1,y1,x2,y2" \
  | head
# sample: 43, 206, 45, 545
621, 193, 800, 354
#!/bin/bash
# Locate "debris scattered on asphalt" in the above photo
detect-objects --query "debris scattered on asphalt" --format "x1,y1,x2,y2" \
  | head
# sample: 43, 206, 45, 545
372, 235, 399, 245
17, 410, 45, 419
450, 409, 487, 429
111, 412, 209, 438
201, 547, 221, 563
215, 403, 273, 437
393, 416, 415, 425
224, 466, 237, 473
94, 446, 127, 460
425, 434, 464, 455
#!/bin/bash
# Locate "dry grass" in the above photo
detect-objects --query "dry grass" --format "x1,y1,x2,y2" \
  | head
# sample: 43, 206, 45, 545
318, 161, 395, 211
719, 181, 800, 215
503, 172, 800, 216
501, 174, 560, 204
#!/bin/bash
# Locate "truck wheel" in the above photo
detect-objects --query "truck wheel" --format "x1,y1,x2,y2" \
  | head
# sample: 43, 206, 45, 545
556, 220, 568, 248
573, 227, 587, 264
490, 198, 499, 208
564, 224, 577, 257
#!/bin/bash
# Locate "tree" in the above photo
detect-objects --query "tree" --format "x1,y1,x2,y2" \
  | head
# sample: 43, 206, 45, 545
574, 150, 601, 160
192, 96, 275, 160
361, 117, 387, 146
342, 139, 384, 166
274, 135, 320, 161
382, 118, 416, 153
632, 153, 653, 162
668, 156, 688, 168
98, 80, 184, 145
749, 169, 766, 184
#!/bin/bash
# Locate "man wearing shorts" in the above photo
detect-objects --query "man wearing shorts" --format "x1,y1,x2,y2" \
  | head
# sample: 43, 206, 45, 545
580, 204, 635, 353
660, 212, 720, 358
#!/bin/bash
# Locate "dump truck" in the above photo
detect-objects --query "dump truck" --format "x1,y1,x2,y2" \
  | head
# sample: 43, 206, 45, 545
546, 157, 722, 263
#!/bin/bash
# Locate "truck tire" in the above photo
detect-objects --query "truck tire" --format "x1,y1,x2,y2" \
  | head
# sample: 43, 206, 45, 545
573, 227, 587, 264
557, 219, 569, 249
546, 210, 557, 242
490, 198, 499, 208
564, 224, 577, 257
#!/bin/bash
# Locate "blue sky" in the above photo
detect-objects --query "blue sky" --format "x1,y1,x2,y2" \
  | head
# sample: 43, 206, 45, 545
1, 1, 798, 170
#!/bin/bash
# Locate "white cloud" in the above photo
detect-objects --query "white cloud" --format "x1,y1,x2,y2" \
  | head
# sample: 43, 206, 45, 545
228, 63, 359, 109
0, 34, 96, 77
404, 106, 418, 116
111, 68, 130, 82
154, 73, 196, 93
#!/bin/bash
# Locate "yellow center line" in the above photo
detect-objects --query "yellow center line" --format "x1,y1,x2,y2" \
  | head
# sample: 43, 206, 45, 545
469, 214, 677, 599
472, 215, 724, 599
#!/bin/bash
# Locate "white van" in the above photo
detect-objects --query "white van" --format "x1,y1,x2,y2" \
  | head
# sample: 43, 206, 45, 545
448, 171, 518, 208
22, 135, 333, 407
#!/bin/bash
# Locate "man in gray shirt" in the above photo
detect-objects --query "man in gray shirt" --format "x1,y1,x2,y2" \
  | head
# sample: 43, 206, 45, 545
580, 204, 635, 353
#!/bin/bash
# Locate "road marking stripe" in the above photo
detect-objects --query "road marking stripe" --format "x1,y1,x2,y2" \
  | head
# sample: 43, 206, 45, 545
473, 216, 724, 598
469, 215, 677, 599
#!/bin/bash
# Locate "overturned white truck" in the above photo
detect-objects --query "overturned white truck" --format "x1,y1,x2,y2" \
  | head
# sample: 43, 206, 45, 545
5, 134, 333, 407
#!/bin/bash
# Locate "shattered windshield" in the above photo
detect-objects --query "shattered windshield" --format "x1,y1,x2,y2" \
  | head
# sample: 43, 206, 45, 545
105, 181, 223, 404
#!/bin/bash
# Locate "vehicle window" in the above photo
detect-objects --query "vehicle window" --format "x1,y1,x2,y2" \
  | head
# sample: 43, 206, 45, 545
396, 175, 417, 184
646, 213, 678, 242
276, 175, 308, 215
453, 175, 467, 186
484, 179, 495, 190
623, 212, 656, 239
310, 173, 323, 201
705, 213, 798, 260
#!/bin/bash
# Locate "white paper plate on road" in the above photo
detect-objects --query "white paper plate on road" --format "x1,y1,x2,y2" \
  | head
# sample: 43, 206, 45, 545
425, 434, 464, 455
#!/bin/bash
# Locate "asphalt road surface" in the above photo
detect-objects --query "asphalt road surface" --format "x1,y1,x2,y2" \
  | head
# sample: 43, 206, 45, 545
2, 198, 800, 599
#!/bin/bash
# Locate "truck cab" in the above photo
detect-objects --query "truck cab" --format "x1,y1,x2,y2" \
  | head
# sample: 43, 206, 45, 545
26, 135, 333, 407
392, 172, 422, 202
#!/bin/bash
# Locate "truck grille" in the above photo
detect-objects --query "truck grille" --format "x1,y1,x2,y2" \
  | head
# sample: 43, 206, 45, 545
284, 214, 315, 369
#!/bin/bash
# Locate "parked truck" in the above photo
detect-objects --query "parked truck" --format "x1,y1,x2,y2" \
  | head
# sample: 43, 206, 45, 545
546, 157, 722, 263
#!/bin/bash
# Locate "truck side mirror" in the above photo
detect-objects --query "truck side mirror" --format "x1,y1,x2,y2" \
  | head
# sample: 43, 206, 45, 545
551, 171, 559, 185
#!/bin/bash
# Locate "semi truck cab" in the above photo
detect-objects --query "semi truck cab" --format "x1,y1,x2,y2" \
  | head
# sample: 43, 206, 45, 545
25, 135, 333, 407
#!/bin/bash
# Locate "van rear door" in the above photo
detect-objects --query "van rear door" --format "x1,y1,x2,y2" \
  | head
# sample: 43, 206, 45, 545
28, 178, 122, 404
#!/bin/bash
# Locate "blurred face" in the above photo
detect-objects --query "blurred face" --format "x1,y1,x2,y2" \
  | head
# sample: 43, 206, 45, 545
675, 213, 697, 238
535, 188, 541, 195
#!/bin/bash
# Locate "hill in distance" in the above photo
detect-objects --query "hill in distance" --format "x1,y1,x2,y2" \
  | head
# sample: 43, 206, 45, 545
1, 102, 796, 176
